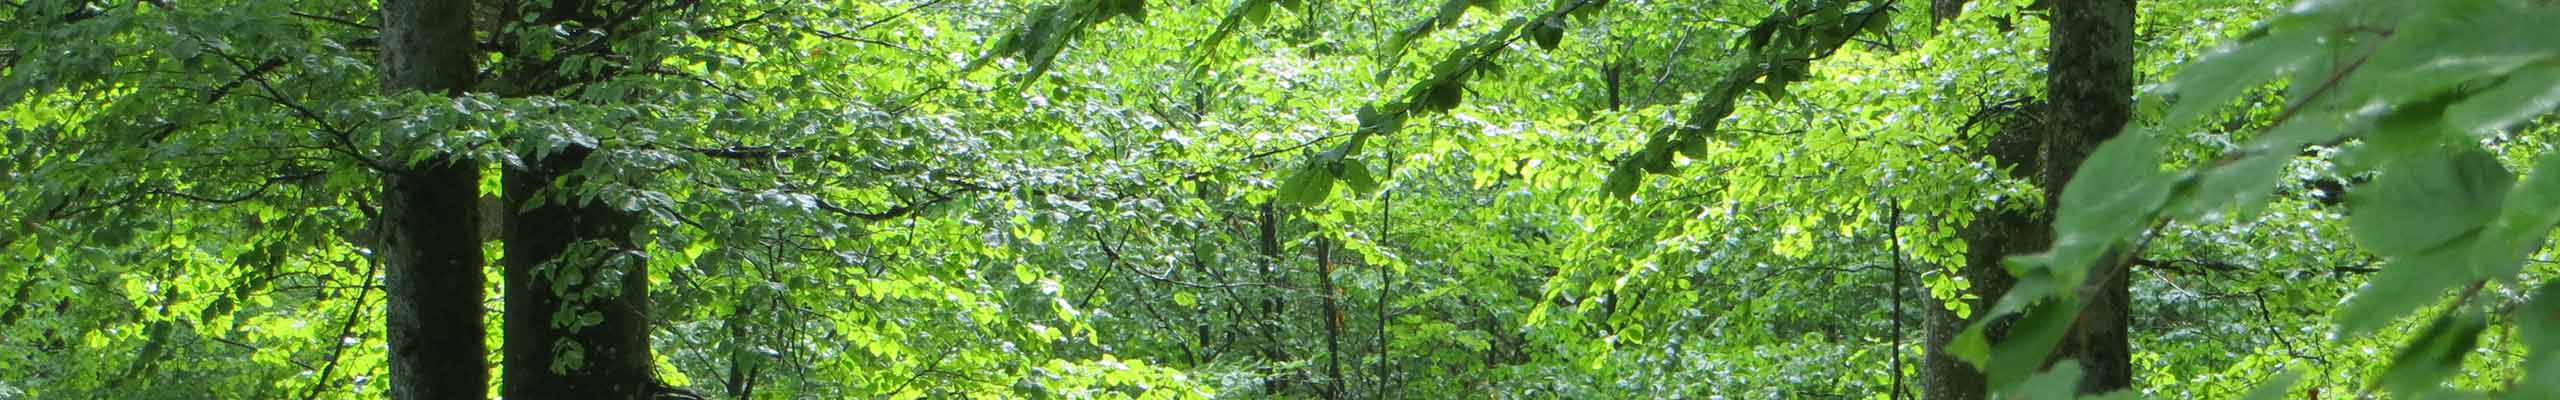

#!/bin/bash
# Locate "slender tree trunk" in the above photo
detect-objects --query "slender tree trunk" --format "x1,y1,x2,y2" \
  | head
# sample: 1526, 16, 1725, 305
725, 301, 760, 399
377, 0, 487, 398
1315, 236, 1346, 400
2044, 0, 2138, 393
501, 145, 655, 400
1255, 203, 1294, 394
1887, 204, 1910, 400
1373, 187, 1395, 399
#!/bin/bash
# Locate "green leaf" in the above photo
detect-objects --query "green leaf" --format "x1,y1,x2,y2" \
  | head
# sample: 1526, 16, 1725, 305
1422, 81, 1466, 113
2517, 278, 2560, 400
1952, 272, 2064, 370
1245, 0, 1273, 22
1531, 17, 1564, 50
1603, 156, 1644, 200
2358, 96, 2458, 168
2047, 132, 2177, 282
2239, 369, 2305, 400
1357, 105, 1407, 135
2470, 151, 2560, 279
2343, 4, 2560, 107
2012, 360, 2083, 400
1677, 135, 1712, 160
2377, 307, 2487, 397
1276, 166, 1335, 206
1865, 9, 1893, 38
1987, 292, 2079, 390
2170, 115, 2347, 221
2347, 146, 2510, 256
2172, 152, 2287, 222
2335, 246, 2473, 338
2443, 65, 2560, 136
1340, 160, 1382, 194
2155, 27, 2321, 128
1437, 0, 1469, 25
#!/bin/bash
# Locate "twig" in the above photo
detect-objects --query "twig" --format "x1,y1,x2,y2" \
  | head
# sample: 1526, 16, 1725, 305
303, 255, 382, 400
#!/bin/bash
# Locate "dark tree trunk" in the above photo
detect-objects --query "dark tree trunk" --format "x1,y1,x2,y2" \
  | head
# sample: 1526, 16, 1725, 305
1315, 236, 1345, 400
502, 145, 655, 400
1931, 0, 1971, 24
377, 0, 488, 399
483, 1, 659, 397
1925, 99, 2045, 400
1255, 202, 1295, 395
2044, 0, 2138, 393
1921, 288, 1981, 400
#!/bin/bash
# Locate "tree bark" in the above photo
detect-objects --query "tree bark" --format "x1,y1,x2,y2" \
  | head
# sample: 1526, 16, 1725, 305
377, 0, 487, 399
2044, 0, 2139, 393
1931, 0, 1971, 24
1924, 100, 2043, 400
1921, 289, 1982, 400
1315, 236, 1345, 400
482, 1, 660, 397
501, 145, 655, 400
1255, 202, 1295, 395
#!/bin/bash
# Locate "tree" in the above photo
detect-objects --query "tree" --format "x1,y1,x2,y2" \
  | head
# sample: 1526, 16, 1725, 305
376, 0, 490, 398
6, 0, 2559, 398
2041, 0, 2138, 393
489, 1, 659, 398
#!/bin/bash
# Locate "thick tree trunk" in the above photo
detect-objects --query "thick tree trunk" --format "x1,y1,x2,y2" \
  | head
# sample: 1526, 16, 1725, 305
502, 145, 655, 400
1925, 99, 2044, 400
377, 0, 487, 399
1921, 290, 1981, 400
1926, 205, 2038, 400
483, 1, 659, 396
2045, 0, 2138, 393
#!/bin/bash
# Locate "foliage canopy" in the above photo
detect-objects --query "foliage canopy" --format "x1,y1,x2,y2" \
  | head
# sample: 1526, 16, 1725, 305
1, 0, 2556, 398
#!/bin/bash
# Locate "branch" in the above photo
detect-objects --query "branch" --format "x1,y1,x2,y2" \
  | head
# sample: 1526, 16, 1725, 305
812, 182, 989, 221
302, 254, 381, 400
853, 0, 947, 33
289, 11, 374, 31
2128, 257, 2245, 274
684, 145, 803, 160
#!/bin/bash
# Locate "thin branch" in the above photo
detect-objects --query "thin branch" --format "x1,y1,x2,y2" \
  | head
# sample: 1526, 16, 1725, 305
289, 11, 374, 31
302, 254, 382, 400
812, 183, 988, 221
852, 0, 947, 33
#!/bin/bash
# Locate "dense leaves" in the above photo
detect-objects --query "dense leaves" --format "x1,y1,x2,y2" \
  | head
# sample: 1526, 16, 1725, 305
2, 0, 2557, 398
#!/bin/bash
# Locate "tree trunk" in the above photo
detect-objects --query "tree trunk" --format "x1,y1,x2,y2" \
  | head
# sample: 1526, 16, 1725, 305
377, 0, 487, 399
2045, 0, 2138, 394
1924, 99, 2044, 400
501, 145, 655, 400
1931, 0, 1971, 24
482, 1, 659, 397
1921, 289, 1982, 400
1255, 202, 1295, 395
1315, 236, 1346, 400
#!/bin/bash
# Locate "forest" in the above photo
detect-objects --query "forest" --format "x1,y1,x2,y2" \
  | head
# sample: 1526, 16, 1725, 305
3, 0, 2558, 398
